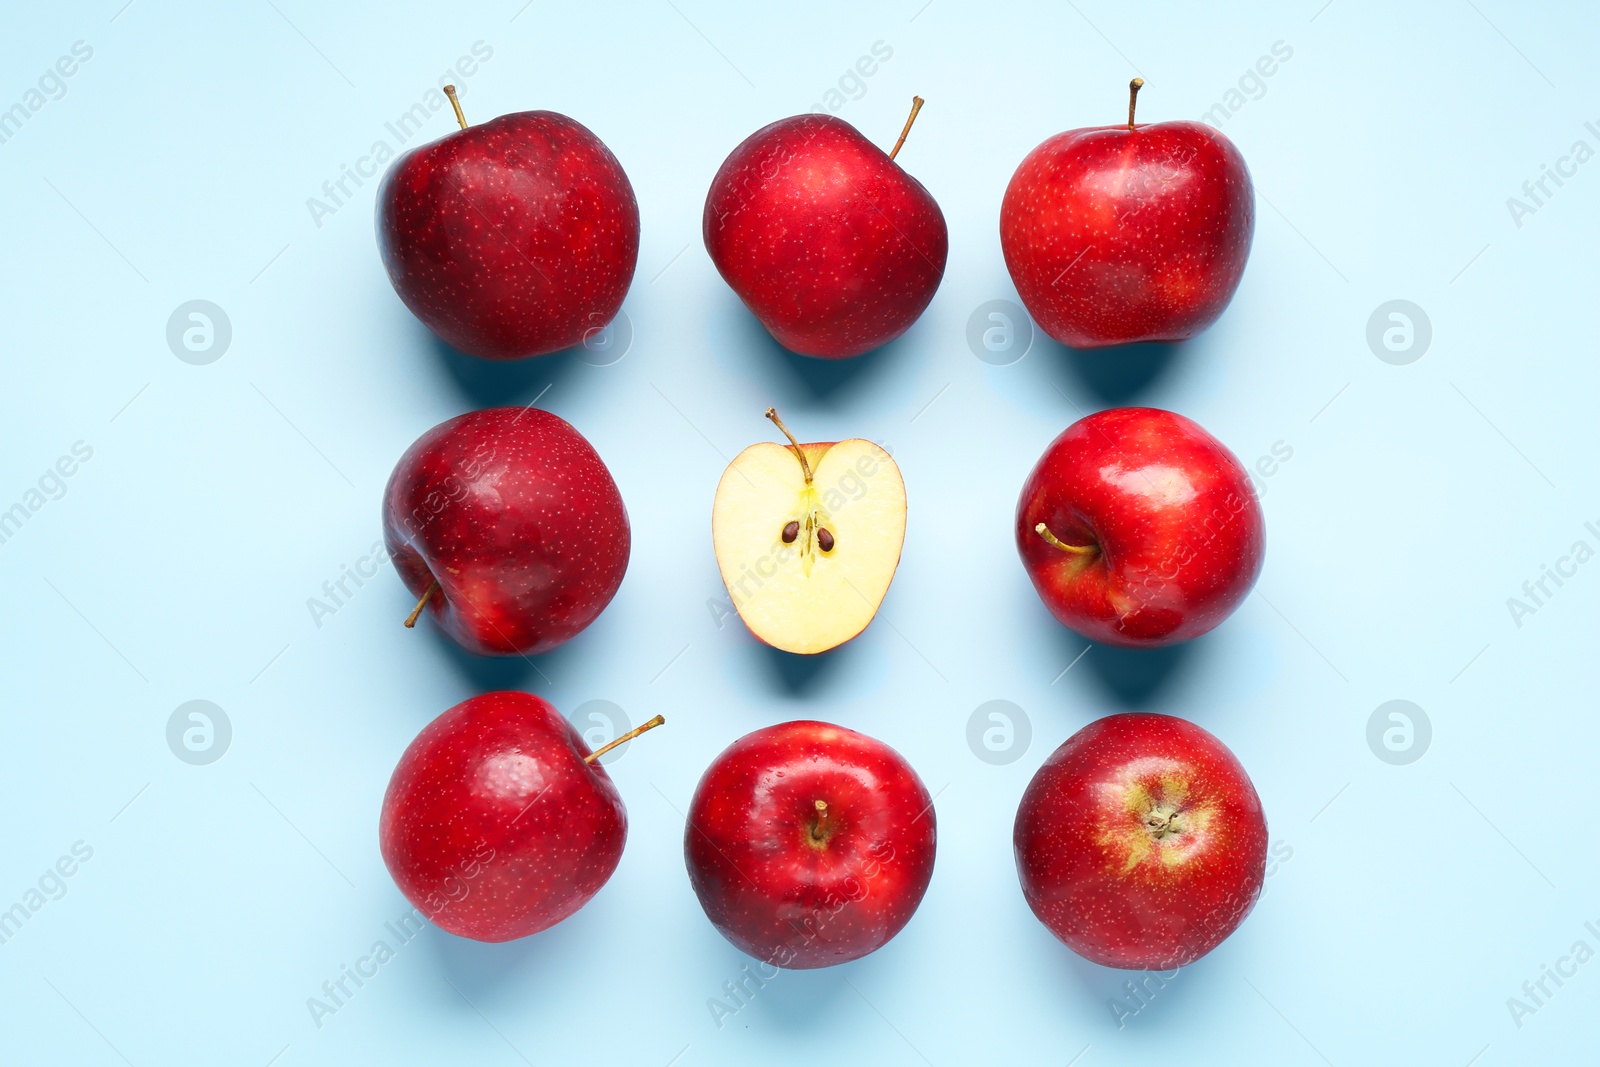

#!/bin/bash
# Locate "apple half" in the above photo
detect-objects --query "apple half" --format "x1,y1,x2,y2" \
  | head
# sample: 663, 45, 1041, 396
712, 409, 906, 654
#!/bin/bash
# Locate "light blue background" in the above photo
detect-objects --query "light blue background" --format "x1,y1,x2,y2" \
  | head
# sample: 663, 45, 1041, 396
2, 1, 1595, 1064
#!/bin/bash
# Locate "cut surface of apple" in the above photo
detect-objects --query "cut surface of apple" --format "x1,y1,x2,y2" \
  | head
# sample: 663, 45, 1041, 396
712, 410, 906, 655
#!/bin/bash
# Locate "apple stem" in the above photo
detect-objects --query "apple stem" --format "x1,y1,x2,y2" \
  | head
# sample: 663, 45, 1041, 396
811, 799, 829, 841
444, 84, 468, 130
764, 407, 814, 485
585, 714, 665, 764
1035, 522, 1097, 557
404, 579, 441, 628
1127, 77, 1144, 130
888, 96, 925, 161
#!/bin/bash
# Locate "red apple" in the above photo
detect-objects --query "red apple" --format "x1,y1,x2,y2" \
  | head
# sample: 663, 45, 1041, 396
383, 406, 629, 656
1000, 79, 1253, 348
684, 720, 936, 968
1016, 406, 1263, 647
703, 98, 948, 358
1014, 713, 1268, 968
379, 691, 663, 942
377, 87, 639, 359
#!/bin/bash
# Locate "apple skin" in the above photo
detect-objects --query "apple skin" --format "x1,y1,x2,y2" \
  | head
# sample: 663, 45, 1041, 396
377, 110, 639, 359
684, 720, 936, 968
1000, 118, 1253, 348
1014, 713, 1268, 969
1016, 407, 1263, 647
703, 113, 948, 358
383, 406, 629, 656
379, 692, 627, 942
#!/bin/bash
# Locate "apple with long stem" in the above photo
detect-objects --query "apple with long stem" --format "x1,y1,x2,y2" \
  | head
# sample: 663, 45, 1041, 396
383, 406, 630, 656
1000, 79, 1254, 348
1016, 406, 1263, 646
704, 97, 948, 358
377, 85, 639, 359
1014, 713, 1268, 968
380, 691, 664, 942
711, 408, 906, 654
684, 720, 936, 968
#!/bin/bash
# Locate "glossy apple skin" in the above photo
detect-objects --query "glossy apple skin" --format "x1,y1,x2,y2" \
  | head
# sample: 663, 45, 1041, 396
377, 111, 639, 359
1016, 407, 1263, 647
383, 406, 629, 656
684, 721, 936, 968
1000, 120, 1253, 348
1014, 713, 1268, 969
704, 114, 948, 358
379, 692, 626, 942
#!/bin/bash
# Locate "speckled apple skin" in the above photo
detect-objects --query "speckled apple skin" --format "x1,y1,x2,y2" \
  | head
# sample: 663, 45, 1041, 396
377, 111, 639, 359
383, 406, 630, 657
1016, 407, 1263, 647
1014, 713, 1268, 969
379, 692, 626, 943
1000, 120, 1253, 348
684, 721, 936, 968
703, 114, 948, 359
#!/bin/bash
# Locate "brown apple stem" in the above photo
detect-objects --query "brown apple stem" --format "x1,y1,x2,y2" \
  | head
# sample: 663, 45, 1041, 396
811, 799, 829, 841
764, 407, 814, 485
444, 84, 468, 130
1035, 522, 1097, 556
585, 714, 666, 763
888, 96, 925, 161
1127, 77, 1144, 130
404, 579, 441, 628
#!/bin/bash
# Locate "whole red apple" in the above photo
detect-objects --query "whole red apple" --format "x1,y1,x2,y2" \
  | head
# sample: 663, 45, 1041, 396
704, 98, 948, 358
1014, 713, 1268, 969
1000, 80, 1253, 348
377, 87, 639, 359
383, 406, 629, 656
684, 720, 936, 968
380, 691, 663, 942
1016, 406, 1263, 646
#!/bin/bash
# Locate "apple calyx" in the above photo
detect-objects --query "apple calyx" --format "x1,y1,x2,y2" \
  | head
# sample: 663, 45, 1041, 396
1143, 802, 1184, 841
404, 579, 442, 628
764, 407, 836, 576
443, 84, 468, 130
584, 714, 666, 764
888, 95, 926, 162
805, 799, 837, 849
1034, 522, 1097, 557
1127, 77, 1144, 130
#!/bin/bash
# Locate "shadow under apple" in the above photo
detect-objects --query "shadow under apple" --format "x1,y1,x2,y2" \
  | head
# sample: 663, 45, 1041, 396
425, 620, 567, 695
714, 297, 916, 408
751, 639, 850, 698
720, 948, 856, 1033
427, 328, 588, 411
422, 889, 598, 997
1029, 920, 1220, 1035
1053, 338, 1182, 406
1058, 632, 1197, 708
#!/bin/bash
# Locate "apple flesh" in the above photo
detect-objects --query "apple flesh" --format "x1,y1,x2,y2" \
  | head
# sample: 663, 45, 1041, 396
1016, 406, 1263, 647
685, 720, 936, 968
712, 409, 905, 654
379, 692, 662, 942
1000, 80, 1253, 348
377, 93, 639, 359
1015, 713, 1268, 969
703, 100, 948, 358
383, 406, 630, 656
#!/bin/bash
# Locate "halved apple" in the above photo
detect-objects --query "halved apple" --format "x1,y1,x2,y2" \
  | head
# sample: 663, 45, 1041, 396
712, 409, 907, 654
